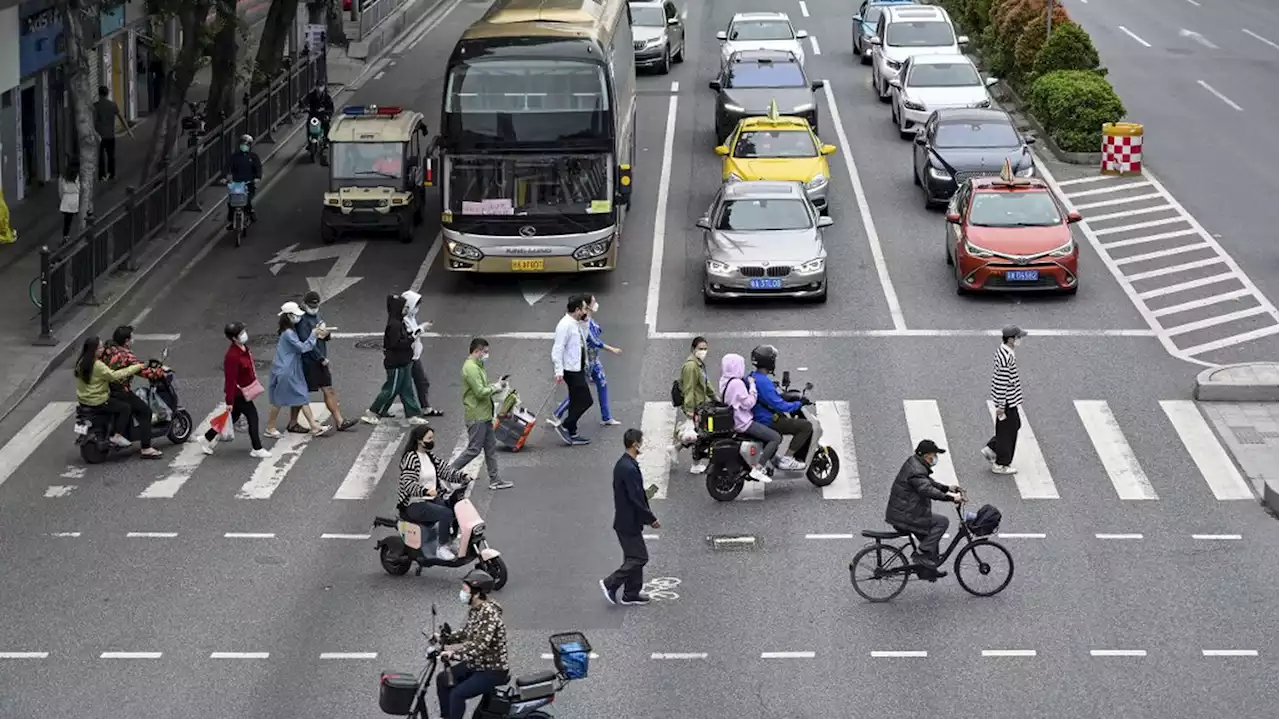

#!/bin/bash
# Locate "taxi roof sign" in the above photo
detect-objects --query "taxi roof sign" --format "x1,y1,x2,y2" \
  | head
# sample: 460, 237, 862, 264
767, 99, 780, 122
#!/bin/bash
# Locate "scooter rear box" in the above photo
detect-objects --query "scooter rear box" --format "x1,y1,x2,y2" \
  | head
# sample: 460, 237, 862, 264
695, 403, 734, 435
379, 672, 420, 714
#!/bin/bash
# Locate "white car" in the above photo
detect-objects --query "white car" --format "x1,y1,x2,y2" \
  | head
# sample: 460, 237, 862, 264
889, 55, 997, 138
869, 5, 967, 102
717, 12, 808, 67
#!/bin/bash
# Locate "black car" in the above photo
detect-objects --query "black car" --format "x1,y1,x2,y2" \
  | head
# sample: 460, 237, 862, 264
911, 108, 1037, 209
709, 49, 823, 142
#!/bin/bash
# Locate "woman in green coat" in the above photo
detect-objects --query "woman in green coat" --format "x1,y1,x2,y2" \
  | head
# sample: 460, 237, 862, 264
74, 336, 154, 456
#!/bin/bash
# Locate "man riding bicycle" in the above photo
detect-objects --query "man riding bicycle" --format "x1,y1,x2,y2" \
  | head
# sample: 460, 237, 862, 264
884, 440, 963, 579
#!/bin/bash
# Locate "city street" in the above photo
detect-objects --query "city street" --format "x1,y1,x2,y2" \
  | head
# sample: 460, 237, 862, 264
0, 0, 1274, 716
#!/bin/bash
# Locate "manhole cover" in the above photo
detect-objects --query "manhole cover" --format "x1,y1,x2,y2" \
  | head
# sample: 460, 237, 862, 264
251, 334, 277, 347
355, 339, 383, 350
253, 359, 272, 370
707, 534, 758, 551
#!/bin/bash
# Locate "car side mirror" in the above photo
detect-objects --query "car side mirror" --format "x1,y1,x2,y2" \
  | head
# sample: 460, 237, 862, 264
811, 80, 825, 90
945, 212, 961, 224
888, 78, 902, 89
716, 30, 727, 40
957, 35, 970, 44
1023, 135, 1037, 145
817, 216, 834, 228
708, 80, 722, 91
668, 17, 680, 25
781, 370, 791, 387
714, 145, 729, 156
1066, 211, 1082, 224
852, 13, 863, 21
985, 77, 999, 87
796, 30, 809, 39
914, 131, 927, 145
160, 347, 169, 360
820, 144, 837, 155
868, 36, 882, 46
695, 217, 712, 230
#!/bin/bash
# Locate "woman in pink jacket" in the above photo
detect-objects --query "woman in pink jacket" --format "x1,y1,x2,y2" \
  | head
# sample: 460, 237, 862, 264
718, 353, 780, 483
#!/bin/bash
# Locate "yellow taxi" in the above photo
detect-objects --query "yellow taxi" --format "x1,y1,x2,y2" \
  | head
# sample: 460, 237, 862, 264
715, 100, 836, 213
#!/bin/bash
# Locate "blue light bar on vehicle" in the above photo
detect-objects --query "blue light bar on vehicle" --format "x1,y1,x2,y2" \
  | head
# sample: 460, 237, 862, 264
341, 105, 402, 117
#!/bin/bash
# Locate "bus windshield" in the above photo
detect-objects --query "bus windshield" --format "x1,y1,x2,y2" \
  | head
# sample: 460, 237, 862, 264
445, 59, 611, 145
446, 154, 612, 216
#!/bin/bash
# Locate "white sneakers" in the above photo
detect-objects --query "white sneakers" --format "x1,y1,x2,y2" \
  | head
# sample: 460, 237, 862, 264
361, 411, 380, 425
774, 456, 806, 471
748, 465, 773, 483
250, 448, 271, 459
690, 459, 709, 474
200, 437, 216, 456
407, 416, 428, 426
981, 445, 1017, 474
435, 545, 457, 561
202, 437, 271, 460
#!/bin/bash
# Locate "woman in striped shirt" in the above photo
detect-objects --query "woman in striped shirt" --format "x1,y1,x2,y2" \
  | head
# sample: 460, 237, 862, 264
399, 423, 471, 561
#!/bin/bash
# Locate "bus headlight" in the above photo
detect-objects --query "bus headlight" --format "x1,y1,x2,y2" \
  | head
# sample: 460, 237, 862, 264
573, 238, 612, 260
447, 240, 483, 261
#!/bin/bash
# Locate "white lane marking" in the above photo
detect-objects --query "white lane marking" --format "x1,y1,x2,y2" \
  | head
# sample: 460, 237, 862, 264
1054, 175, 1114, 187
821, 81, 905, 330
410, 233, 442, 294
1192, 534, 1242, 540
45, 485, 75, 497
808, 35, 821, 55
806, 533, 855, 539
1074, 191, 1164, 210
1063, 181, 1151, 198
651, 652, 707, 659
126, 532, 178, 538
132, 333, 182, 342
650, 329, 1155, 339
902, 400, 958, 488
1112, 242, 1208, 266
393, 0, 464, 54
373, 70, 386, 81
59, 465, 85, 479
998, 533, 1046, 539
1087, 204, 1179, 224
1203, 649, 1258, 657
0, 652, 48, 659
1095, 533, 1144, 540
1160, 400, 1254, 500
50, 532, 81, 537
644, 81, 680, 336
321, 533, 371, 540
210, 652, 270, 659
1242, 29, 1279, 50
1091, 649, 1146, 657
1196, 80, 1244, 111
101, 652, 163, 659
1179, 325, 1280, 356
541, 652, 600, 660
1178, 29, 1218, 49
798, 0, 809, 15
986, 403, 1059, 499
870, 650, 927, 658
1136, 272, 1237, 300
642, 533, 660, 540
816, 401, 859, 499
761, 651, 815, 659
1074, 401, 1157, 500
1165, 307, 1271, 337
1101, 228, 1199, 250
140, 408, 225, 498
0, 402, 75, 490
320, 652, 377, 659
1117, 26, 1151, 47
1093, 216, 1186, 236
983, 649, 1037, 657
237, 403, 330, 499
1185, 0, 1200, 5
333, 422, 406, 500
641, 403, 677, 500
129, 306, 153, 326
223, 532, 276, 539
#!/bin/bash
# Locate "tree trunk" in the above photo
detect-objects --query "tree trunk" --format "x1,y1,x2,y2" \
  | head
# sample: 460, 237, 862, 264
140, 0, 213, 179
205, 0, 240, 129
322, 0, 347, 47
56, 0, 99, 235
251, 0, 301, 95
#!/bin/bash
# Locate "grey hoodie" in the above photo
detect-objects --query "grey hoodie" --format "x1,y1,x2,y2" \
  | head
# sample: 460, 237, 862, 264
400, 290, 424, 361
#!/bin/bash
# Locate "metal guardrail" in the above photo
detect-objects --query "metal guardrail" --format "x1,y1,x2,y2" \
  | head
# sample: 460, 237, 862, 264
35, 49, 327, 344
358, 0, 407, 39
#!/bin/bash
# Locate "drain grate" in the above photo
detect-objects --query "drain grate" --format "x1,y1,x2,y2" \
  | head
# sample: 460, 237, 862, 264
355, 339, 383, 351
707, 534, 758, 551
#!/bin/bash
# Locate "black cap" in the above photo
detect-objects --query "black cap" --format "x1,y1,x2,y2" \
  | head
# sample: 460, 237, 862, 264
303, 290, 321, 307
915, 439, 946, 455
1001, 325, 1027, 340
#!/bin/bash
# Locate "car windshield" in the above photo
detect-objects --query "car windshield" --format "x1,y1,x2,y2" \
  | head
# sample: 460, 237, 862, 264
862, 5, 887, 24
717, 198, 812, 231
446, 154, 611, 215
734, 130, 817, 158
725, 61, 806, 88
935, 120, 1019, 148
729, 20, 794, 41
969, 191, 1062, 227
631, 6, 666, 27
908, 62, 980, 87
331, 142, 404, 181
886, 20, 956, 47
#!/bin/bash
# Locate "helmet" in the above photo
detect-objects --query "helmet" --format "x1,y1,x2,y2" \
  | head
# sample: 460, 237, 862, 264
462, 568, 496, 593
239, 134, 253, 145
750, 345, 778, 373
224, 322, 245, 340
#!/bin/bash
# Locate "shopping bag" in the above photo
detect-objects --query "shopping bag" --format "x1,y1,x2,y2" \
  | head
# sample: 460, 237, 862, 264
210, 409, 234, 442
136, 386, 172, 424
678, 418, 698, 445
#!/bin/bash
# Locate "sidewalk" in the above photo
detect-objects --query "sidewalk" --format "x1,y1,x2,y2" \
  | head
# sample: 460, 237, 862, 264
1195, 363, 1280, 515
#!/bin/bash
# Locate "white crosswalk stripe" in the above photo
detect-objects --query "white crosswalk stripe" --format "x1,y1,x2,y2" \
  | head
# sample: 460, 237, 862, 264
237, 403, 331, 499
902, 400, 958, 488
986, 402, 1059, 499
1074, 401, 1157, 500
815, 401, 859, 499
640, 402, 677, 500
333, 422, 406, 500
0, 402, 74, 491
1159, 400, 1254, 500
139, 408, 225, 499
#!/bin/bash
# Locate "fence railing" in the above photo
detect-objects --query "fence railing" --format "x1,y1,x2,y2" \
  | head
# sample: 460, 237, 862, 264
358, 0, 407, 39
36, 49, 326, 343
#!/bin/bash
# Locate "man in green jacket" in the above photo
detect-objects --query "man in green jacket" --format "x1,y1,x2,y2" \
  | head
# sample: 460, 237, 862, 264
450, 338, 514, 490
677, 336, 716, 474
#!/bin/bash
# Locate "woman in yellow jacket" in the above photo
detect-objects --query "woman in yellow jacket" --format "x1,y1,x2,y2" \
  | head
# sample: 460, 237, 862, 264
74, 336, 158, 457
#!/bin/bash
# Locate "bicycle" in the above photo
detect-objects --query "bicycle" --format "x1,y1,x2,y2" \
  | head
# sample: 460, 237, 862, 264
227, 181, 253, 247
848, 490, 1013, 603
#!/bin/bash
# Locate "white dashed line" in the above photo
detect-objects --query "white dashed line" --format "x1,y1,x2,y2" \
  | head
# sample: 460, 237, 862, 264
1196, 80, 1243, 111
374, 70, 386, 81
761, 651, 815, 659
0, 652, 48, 659
126, 532, 177, 538
870, 650, 927, 658
798, 0, 809, 16
643, 533, 659, 540
982, 649, 1037, 657
1242, 28, 1279, 49
1191, 534, 1242, 540
101, 652, 163, 659
1185, 0, 1199, 5
50, 532, 81, 538
44, 485, 75, 497
808, 35, 821, 55
1203, 649, 1257, 657
1091, 649, 1147, 657
805, 533, 855, 540
224, 532, 276, 539
320, 652, 378, 660
210, 652, 270, 659
1095, 533, 1144, 540
651, 652, 708, 660
997, 533, 1046, 539
320, 533, 371, 540
1117, 26, 1151, 47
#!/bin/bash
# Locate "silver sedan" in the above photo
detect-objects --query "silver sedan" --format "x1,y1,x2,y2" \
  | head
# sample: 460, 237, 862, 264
695, 180, 831, 303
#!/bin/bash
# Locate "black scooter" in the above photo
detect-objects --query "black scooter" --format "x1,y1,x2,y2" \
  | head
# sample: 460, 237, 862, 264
73, 349, 194, 464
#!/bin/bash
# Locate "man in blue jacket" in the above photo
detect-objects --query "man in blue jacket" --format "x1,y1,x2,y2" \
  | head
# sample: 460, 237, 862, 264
748, 345, 812, 472
600, 428, 659, 606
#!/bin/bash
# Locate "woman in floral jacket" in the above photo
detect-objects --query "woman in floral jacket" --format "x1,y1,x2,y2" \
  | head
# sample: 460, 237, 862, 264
437, 568, 510, 719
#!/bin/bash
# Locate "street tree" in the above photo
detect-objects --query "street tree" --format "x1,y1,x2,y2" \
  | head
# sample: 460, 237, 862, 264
251, 0, 303, 94
138, 0, 215, 179
205, 0, 246, 128
53, 0, 102, 236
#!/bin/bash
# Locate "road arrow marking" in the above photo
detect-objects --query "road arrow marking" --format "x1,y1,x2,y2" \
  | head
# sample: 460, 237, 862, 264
264, 242, 367, 302
519, 279, 561, 306
1179, 28, 1219, 49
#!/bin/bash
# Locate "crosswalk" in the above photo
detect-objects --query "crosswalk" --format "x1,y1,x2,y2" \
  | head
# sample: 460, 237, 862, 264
0, 395, 1256, 506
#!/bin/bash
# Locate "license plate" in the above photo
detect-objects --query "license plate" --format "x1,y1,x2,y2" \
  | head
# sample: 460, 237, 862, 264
749, 278, 783, 290
73, 423, 88, 436
511, 259, 545, 271
1005, 270, 1039, 282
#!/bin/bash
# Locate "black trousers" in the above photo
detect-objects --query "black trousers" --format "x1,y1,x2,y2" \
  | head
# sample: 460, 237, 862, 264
99, 136, 116, 178
205, 394, 263, 450
772, 416, 813, 459
902, 514, 949, 566
561, 369, 593, 436
603, 531, 648, 598
410, 358, 430, 409
97, 396, 132, 437
110, 387, 153, 448
62, 212, 75, 238
986, 405, 1021, 466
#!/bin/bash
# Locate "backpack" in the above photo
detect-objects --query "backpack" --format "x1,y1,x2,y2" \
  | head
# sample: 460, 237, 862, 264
968, 503, 1002, 537
670, 379, 683, 407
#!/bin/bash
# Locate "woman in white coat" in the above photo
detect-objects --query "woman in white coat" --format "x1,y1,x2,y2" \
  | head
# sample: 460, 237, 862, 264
58, 163, 80, 243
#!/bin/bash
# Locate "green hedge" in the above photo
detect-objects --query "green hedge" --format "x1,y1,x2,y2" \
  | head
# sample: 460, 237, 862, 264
1027, 70, 1126, 152
1033, 22, 1105, 79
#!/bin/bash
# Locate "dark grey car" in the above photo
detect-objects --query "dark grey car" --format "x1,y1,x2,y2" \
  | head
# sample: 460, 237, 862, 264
912, 108, 1036, 209
708, 49, 824, 142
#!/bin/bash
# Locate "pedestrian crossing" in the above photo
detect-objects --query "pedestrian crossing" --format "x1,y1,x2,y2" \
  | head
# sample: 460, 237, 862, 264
0, 395, 1256, 506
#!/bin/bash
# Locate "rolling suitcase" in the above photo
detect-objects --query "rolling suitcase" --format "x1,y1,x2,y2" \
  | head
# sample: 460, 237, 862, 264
494, 385, 557, 452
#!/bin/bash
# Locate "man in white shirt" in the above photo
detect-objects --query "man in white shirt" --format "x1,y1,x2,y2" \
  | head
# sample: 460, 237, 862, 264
551, 294, 593, 445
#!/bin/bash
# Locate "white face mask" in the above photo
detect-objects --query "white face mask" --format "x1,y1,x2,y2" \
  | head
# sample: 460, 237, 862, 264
306, 306, 319, 315
459, 589, 471, 604
479, 352, 489, 364
590, 301, 599, 313
288, 314, 303, 324
694, 349, 708, 360
237, 331, 248, 344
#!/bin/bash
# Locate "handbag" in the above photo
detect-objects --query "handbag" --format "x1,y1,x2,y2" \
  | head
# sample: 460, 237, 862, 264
239, 379, 265, 401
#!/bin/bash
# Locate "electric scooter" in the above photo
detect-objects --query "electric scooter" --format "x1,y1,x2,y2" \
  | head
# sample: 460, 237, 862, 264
373, 481, 509, 589
306, 113, 329, 165
73, 348, 194, 464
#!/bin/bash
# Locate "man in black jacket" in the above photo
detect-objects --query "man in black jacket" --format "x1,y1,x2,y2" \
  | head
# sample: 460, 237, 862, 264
363, 294, 427, 425
884, 440, 963, 578
226, 134, 263, 227
600, 429, 660, 606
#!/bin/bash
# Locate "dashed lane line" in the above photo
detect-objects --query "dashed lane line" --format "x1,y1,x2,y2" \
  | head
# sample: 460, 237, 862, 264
808, 35, 821, 55
797, 0, 809, 16
1203, 650, 1258, 657
982, 650, 1037, 657
1196, 80, 1244, 111
223, 532, 276, 539
1090, 650, 1147, 657
126, 532, 178, 539
101, 652, 163, 659
651, 653, 708, 660
760, 651, 816, 659
870, 650, 927, 658
1095, 533, 1144, 540
1191, 534, 1241, 540
1242, 28, 1279, 50
320, 533, 371, 540
210, 652, 270, 659
320, 652, 378, 660
0, 652, 49, 659
1117, 25, 1151, 47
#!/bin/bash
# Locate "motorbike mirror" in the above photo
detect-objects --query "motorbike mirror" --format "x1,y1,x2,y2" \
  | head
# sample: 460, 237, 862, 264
804, 381, 814, 391
781, 370, 791, 387
431, 603, 437, 617
160, 347, 169, 360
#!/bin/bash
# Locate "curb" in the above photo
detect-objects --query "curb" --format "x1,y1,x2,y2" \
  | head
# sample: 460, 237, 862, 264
1264, 480, 1279, 516
0, 0, 451, 426
1193, 363, 1280, 402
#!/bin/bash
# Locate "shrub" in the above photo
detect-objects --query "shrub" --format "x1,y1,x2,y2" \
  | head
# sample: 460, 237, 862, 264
1027, 70, 1126, 152
1011, 10, 1068, 81
979, 25, 1015, 78
1033, 21, 1105, 77
961, 0, 995, 35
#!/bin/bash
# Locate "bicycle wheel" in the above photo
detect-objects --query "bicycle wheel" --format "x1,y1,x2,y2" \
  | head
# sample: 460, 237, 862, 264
849, 543, 910, 603
29, 277, 42, 308
953, 539, 1014, 597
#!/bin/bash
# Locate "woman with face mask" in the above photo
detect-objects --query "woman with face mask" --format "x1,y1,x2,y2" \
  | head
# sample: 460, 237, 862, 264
73, 335, 144, 451
675, 336, 717, 474
436, 569, 510, 719
265, 302, 329, 439
549, 294, 622, 429
202, 322, 269, 457
397, 423, 470, 561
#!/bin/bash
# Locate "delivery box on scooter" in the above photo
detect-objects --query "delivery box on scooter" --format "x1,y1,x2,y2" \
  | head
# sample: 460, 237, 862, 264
694, 401, 734, 436
378, 672, 420, 714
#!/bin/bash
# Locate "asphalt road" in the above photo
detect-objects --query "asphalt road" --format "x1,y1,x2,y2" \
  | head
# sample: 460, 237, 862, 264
0, 0, 1275, 716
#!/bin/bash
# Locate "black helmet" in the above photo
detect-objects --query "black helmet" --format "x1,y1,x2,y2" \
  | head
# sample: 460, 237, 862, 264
462, 568, 495, 593
224, 322, 245, 340
750, 345, 778, 373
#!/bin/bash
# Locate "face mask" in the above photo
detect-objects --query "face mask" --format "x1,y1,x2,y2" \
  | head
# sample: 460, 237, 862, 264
634, 444, 643, 456
306, 306, 319, 315
238, 144, 249, 152
237, 331, 248, 344
479, 352, 489, 364
590, 301, 599, 313
459, 589, 471, 604
422, 440, 435, 452
925, 454, 938, 467
289, 314, 303, 324
695, 349, 708, 360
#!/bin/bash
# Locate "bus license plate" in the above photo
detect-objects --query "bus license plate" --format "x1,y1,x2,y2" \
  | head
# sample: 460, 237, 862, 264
749, 278, 783, 290
1006, 270, 1039, 282
511, 259, 545, 271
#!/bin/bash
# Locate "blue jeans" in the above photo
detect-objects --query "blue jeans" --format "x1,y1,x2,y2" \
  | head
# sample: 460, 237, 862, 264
437, 662, 509, 719
555, 361, 611, 422
402, 499, 453, 547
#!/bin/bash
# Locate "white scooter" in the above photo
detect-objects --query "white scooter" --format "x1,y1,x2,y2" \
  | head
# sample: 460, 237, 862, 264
372, 481, 508, 589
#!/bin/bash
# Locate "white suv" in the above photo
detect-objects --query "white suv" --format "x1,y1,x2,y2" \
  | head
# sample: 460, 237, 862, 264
868, 5, 967, 102
717, 12, 808, 67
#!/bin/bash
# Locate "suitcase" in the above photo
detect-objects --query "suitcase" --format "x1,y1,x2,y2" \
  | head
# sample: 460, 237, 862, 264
493, 386, 558, 453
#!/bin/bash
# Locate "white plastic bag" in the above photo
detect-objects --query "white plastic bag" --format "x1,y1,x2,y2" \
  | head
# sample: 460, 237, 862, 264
678, 418, 698, 445
219, 419, 235, 442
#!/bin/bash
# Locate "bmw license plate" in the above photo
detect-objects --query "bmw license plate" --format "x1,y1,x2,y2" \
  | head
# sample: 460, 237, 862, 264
749, 278, 783, 290
1005, 270, 1039, 282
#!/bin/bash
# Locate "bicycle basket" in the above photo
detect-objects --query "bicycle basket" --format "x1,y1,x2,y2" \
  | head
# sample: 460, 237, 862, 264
968, 503, 1002, 537
549, 632, 592, 680
227, 182, 249, 208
